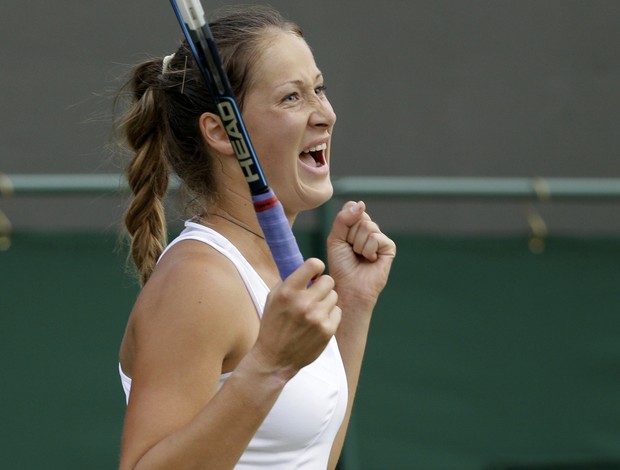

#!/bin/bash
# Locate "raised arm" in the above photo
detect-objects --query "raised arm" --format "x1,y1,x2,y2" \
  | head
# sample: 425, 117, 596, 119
325, 201, 397, 468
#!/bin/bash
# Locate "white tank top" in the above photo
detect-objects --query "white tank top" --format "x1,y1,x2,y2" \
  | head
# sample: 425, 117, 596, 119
119, 220, 348, 469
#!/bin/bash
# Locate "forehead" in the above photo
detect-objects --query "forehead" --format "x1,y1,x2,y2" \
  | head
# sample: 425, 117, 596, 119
250, 31, 320, 87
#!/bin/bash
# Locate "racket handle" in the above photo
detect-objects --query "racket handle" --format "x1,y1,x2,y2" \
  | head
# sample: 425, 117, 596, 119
253, 190, 304, 280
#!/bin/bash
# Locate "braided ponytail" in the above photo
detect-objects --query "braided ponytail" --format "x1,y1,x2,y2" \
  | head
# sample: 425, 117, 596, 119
115, 5, 304, 285
121, 60, 170, 285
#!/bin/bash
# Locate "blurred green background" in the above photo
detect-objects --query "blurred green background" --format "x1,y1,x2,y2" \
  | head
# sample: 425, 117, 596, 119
2, 1, 619, 468
2, 228, 619, 469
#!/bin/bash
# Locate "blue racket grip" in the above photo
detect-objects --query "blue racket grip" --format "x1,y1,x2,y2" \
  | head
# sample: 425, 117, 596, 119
253, 190, 304, 280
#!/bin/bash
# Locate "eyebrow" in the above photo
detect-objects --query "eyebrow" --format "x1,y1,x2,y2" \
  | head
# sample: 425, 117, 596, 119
275, 72, 324, 88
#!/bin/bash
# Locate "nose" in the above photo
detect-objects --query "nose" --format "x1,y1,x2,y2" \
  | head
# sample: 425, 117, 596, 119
308, 97, 337, 129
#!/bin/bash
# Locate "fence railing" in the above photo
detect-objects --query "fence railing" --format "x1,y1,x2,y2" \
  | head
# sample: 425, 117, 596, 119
1, 173, 619, 251
2, 174, 620, 200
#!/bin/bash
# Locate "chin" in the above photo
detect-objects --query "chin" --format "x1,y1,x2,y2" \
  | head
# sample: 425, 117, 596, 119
279, 181, 333, 214
301, 181, 334, 210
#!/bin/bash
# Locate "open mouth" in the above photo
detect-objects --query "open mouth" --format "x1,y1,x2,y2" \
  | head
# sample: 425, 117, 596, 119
299, 143, 327, 168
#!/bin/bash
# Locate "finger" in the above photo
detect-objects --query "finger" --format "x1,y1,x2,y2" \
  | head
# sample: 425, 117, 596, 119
328, 305, 342, 332
309, 273, 336, 297
285, 257, 325, 290
308, 285, 338, 314
328, 200, 367, 243
375, 232, 397, 258
345, 212, 372, 246
364, 232, 397, 262
350, 220, 380, 254
321, 304, 342, 336
360, 233, 380, 262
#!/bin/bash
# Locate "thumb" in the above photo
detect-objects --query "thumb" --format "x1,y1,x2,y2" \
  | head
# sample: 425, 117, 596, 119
284, 257, 326, 290
328, 200, 366, 242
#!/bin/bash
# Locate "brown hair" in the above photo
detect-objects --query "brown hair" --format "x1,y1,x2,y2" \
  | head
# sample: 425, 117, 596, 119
116, 5, 303, 285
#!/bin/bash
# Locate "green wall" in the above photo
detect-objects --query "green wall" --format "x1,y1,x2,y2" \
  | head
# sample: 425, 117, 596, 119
352, 235, 620, 469
2, 231, 619, 469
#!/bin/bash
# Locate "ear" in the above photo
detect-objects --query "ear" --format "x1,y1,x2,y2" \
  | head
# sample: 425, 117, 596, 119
199, 112, 234, 156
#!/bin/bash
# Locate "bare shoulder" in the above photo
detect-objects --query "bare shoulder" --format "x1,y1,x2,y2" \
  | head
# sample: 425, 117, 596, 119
121, 238, 259, 389
138, 239, 253, 329
118, 240, 260, 467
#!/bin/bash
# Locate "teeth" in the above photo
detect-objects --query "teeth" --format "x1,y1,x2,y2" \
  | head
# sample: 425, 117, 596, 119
302, 143, 327, 153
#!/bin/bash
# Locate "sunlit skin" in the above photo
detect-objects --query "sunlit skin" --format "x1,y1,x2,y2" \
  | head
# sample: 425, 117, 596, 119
118, 25, 396, 470
201, 30, 336, 233
241, 30, 337, 219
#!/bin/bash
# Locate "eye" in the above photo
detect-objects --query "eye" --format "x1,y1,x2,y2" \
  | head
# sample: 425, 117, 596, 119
283, 92, 300, 102
315, 85, 327, 96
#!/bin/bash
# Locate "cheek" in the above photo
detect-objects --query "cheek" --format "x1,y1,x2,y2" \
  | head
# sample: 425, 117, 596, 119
248, 116, 302, 162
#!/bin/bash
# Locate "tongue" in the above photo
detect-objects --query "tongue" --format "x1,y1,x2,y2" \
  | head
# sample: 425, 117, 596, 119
299, 153, 317, 167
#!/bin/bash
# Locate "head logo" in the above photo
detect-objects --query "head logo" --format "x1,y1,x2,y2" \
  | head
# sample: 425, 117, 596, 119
218, 100, 260, 183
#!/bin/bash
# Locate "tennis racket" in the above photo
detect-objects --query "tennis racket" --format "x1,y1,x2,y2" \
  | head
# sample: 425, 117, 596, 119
169, 0, 304, 280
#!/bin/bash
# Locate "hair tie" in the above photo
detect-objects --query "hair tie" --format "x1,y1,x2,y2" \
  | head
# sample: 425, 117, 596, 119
162, 53, 176, 74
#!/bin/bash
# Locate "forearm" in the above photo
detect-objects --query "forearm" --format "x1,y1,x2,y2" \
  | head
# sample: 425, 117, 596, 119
124, 352, 293, 470
328, 296, 376, 468
325, 201, 397, 468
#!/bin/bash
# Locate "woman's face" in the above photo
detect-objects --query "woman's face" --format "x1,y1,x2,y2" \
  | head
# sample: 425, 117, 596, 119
241, 31, 337, 217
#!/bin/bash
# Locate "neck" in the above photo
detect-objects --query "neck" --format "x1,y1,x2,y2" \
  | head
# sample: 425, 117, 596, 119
201, 191, 283, 287
211, 212, 264, 240
212, 153, 300, 226
212, 174, 297, 226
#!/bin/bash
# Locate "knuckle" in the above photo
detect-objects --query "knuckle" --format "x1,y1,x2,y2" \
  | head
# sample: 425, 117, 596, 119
364, 220, 379, 233
277, 284, 295, 304
295, 296, 315, 318
307, 257, 325, 271
320, 274, 336, 289
333, 306, 343, 322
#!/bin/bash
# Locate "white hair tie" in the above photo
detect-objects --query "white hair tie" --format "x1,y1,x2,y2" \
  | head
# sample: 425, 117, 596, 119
162, 53, 176, 74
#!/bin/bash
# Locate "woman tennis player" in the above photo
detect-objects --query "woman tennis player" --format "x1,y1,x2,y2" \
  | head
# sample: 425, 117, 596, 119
116, 5, 396, 469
